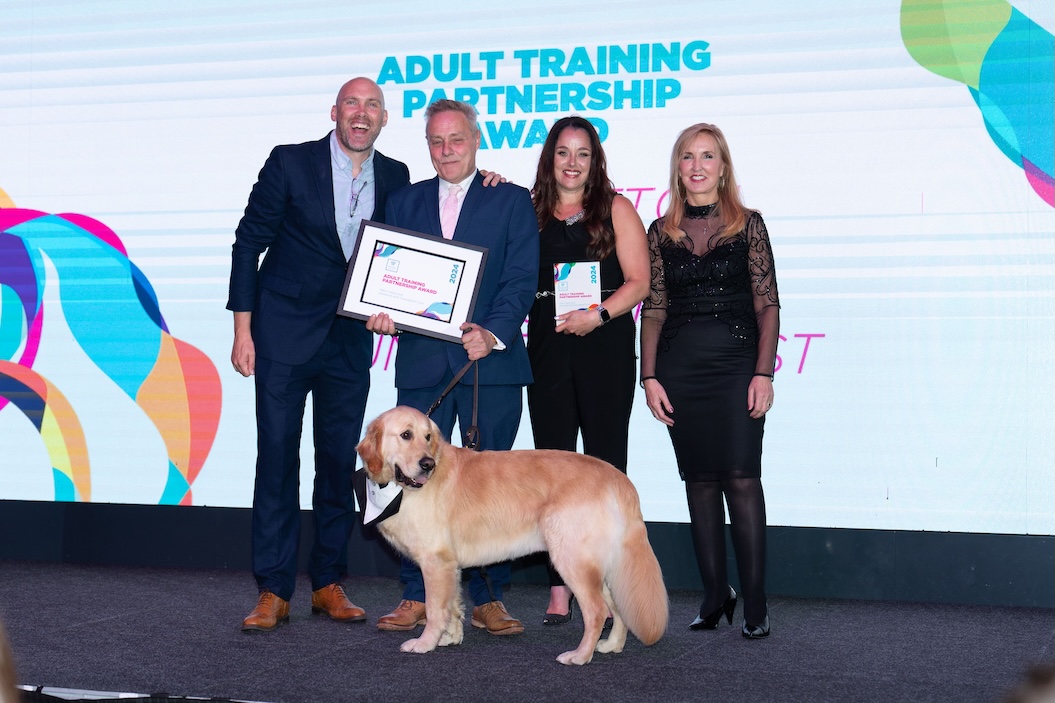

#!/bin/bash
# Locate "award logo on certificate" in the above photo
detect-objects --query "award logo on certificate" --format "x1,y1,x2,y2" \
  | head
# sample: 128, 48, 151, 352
339, 221, 488, 343
553, 261, 601, 317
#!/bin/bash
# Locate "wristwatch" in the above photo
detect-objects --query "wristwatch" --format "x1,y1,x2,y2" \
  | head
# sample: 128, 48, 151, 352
597, 305, 611, 325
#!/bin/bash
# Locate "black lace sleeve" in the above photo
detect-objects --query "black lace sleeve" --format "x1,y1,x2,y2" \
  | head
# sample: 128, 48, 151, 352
746, 212, 780, 375
639, 218, 668, 379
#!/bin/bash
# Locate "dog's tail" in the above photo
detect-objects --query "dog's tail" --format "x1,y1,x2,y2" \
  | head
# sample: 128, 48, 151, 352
608, 500, 669, 645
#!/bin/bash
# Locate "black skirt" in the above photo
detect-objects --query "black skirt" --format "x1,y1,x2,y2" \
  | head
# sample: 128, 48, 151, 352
656, 312, 764, 482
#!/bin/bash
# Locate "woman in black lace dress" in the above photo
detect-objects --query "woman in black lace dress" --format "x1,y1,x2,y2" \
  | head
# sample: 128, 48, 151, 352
528, 116, 649, 624
640, 123, 780, 638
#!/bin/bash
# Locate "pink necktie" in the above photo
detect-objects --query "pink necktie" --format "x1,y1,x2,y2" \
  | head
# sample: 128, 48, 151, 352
441, 184, 461, 239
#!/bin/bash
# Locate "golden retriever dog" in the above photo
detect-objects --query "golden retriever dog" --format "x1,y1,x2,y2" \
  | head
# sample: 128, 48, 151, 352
356, 406, 668, 665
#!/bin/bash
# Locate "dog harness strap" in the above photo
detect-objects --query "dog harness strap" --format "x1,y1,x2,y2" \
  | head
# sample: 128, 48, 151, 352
423, 359, 488, 596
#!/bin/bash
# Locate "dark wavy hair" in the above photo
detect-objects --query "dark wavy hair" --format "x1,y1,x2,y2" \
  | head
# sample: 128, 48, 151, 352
532, 116, 617, 259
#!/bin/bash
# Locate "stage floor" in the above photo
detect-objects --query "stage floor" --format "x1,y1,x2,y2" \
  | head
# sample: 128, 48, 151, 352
1, 561, 1051, 703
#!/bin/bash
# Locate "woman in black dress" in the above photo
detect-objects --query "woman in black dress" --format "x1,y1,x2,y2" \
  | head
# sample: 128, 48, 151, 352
640, 123, 780, 638
527, 116, 649, 623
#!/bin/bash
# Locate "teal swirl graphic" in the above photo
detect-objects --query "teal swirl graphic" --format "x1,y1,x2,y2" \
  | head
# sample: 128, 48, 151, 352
902, 0, 1054, 207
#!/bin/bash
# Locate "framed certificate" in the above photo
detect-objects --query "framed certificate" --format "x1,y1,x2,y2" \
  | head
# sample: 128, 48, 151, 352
339, 221, 488, 343
553, 261, 601, 317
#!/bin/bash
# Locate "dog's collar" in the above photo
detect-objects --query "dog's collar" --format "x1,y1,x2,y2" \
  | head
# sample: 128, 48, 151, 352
363, 479, 403, 526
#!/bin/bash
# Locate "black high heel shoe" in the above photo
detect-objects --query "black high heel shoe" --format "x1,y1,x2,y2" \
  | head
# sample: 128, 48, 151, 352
741, 614, 770, 639
689, 586, 736, 630
542, 595, 575, 626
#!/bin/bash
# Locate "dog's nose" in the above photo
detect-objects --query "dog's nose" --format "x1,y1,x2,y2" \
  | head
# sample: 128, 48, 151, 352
420, 457, 435, 474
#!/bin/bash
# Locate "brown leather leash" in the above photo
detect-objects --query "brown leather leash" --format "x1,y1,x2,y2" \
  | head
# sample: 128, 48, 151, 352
425, 359, 480, 450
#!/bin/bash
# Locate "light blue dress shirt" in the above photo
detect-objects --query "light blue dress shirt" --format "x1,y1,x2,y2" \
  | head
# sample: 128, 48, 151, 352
331, 130, 376, 260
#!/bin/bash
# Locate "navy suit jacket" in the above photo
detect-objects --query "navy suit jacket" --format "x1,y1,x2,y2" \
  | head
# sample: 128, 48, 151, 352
385, 172, 539, 389
227, 135, 410, 368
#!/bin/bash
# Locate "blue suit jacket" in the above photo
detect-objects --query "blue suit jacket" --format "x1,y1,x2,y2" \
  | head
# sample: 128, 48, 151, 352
385, 172, 539, 389
227, 135, 410, 367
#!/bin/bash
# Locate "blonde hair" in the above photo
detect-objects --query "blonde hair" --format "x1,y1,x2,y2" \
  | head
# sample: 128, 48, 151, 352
662, 123, 748, 243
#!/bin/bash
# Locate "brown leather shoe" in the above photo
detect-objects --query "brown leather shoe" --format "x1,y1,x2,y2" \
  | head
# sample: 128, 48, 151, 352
311, 583, 366, 623
471, 601, 524, 635
242, 590, 289, 632
376, 599, 426, 631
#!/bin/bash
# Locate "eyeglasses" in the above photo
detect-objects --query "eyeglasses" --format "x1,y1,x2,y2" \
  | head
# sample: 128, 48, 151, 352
350, 179, 369, 218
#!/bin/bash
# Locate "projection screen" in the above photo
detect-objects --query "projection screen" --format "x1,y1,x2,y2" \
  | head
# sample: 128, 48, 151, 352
1, 0, 1052, 535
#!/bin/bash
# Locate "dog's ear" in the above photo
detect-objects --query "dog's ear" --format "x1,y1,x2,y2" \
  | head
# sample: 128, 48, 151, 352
428, 415, 443, 459
356, 418, 383, 478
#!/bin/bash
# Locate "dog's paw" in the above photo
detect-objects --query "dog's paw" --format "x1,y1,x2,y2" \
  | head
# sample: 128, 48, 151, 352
438, 622, 464, 647
595, 637, 625, 654
556, 649, 593, 666
399, 637, 436, 654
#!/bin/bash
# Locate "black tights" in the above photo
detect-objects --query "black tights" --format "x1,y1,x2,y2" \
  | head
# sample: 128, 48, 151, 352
685, 478, 768, 625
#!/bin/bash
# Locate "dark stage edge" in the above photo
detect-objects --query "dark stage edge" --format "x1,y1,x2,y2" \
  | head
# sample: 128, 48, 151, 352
0, 499, 1051, 607
18, 688, 262, 702
1, 561, 1052, 703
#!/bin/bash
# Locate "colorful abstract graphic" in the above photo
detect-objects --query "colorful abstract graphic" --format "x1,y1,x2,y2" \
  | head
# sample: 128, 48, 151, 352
415, 302, 454, 320
554, 262, 576, 283
901, 0, 1055, 206
0, 195, 222, 504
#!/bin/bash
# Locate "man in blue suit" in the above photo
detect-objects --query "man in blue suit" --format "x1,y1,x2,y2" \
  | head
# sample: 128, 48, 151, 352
228, 77, 411, 631
366, 100, 539, 636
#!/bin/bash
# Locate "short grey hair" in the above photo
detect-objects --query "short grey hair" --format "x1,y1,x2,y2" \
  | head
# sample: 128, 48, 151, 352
424, 99, 480, 133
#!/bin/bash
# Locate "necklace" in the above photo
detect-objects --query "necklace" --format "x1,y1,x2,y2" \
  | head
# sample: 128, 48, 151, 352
564, 209, 586, 225
684, 202, 717, 219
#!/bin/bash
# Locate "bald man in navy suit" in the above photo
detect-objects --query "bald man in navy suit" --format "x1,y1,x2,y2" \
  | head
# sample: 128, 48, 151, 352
366, 100, 539, 636
228, 77, 410, 631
